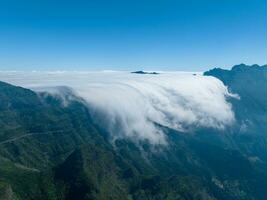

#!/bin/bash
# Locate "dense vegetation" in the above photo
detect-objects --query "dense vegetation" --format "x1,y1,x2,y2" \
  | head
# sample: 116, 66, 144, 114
1, 64, 267, 199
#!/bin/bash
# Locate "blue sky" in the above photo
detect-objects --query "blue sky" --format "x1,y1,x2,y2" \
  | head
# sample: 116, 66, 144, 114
0, 0, 267, 71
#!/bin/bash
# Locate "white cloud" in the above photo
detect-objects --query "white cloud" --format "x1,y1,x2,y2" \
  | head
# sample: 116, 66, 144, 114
0, 71, 237, 144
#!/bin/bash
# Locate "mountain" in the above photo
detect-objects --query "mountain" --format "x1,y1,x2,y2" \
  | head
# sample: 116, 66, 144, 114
205, 64, 267, 162
131, 71, 160, 75
1, 64, 267, 199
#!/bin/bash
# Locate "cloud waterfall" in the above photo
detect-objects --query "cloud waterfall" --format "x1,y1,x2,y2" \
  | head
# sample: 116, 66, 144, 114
0, 71, 237, 144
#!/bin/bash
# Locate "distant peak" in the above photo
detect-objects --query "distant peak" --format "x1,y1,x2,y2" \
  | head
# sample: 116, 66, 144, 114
131, 71, 160, 75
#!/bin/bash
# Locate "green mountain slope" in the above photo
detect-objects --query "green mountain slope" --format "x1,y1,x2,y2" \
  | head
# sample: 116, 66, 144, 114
1, 64, 267, 200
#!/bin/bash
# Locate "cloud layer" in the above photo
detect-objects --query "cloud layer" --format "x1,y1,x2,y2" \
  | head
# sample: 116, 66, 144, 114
0, 71, 237, 144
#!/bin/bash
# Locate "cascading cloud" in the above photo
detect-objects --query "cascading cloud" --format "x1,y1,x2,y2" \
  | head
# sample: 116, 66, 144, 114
0, 71, 238, 144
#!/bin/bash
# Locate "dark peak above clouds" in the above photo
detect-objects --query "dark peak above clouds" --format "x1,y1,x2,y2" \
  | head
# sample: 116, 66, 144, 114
131, 71, 160, 75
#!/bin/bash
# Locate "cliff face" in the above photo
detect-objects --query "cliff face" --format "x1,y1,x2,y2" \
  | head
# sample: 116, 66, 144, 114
204, 64, 267, 135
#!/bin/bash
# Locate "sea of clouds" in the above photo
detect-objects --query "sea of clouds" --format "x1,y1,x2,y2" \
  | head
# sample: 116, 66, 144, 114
0, 71, 238, 144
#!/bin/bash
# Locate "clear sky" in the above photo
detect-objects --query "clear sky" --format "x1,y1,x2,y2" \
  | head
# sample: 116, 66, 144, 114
0, 0, 267, 71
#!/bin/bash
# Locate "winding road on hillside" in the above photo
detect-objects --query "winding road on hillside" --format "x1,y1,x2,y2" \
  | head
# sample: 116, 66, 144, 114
0, 130, 65, 145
